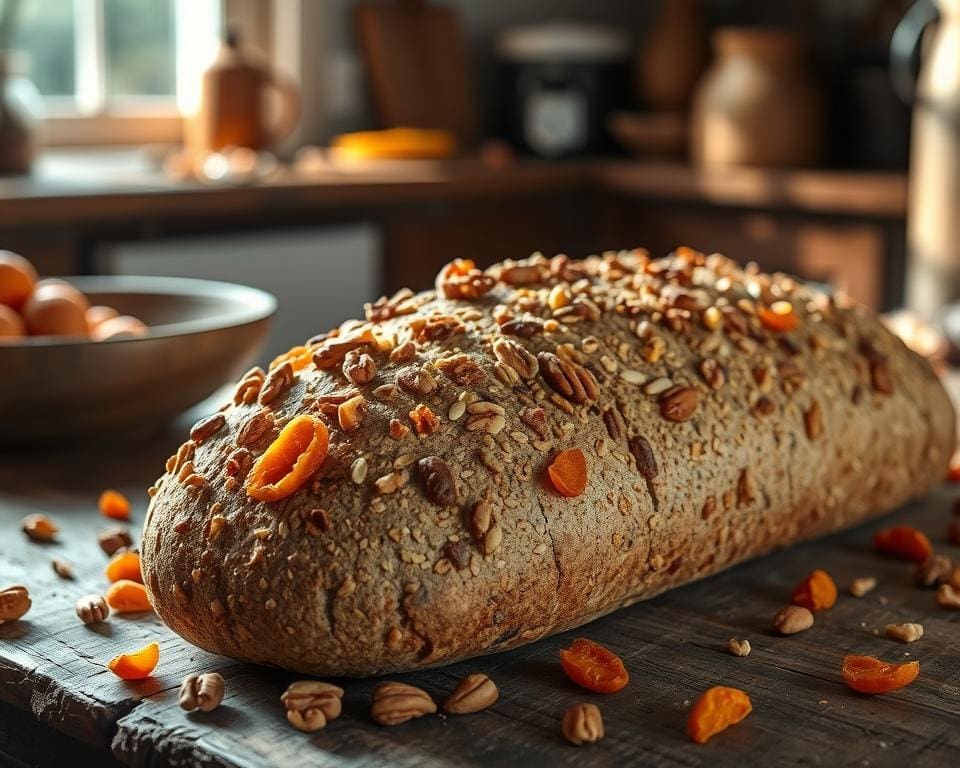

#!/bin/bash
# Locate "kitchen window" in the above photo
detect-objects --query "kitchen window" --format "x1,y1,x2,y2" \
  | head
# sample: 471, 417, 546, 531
11, 0, 222, 145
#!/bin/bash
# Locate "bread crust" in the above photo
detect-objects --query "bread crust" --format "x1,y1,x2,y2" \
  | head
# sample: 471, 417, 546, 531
141, 249, 955, 676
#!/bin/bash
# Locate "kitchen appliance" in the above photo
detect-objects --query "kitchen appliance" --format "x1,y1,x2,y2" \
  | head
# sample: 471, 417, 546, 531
497, 22, 630, 158
892, 0, 960, 315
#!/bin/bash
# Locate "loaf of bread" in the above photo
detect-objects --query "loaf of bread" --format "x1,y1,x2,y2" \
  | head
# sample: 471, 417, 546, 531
142, 248, 955, 676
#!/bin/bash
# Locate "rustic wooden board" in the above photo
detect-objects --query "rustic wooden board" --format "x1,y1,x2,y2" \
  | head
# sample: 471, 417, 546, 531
3, 428, 960, 767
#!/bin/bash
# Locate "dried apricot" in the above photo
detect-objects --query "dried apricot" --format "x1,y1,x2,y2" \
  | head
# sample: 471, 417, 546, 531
547, 449, 588, 498
105, 579, 153, 613
105, 550, 142, 583
790, 569, 837, 611
841, 655, 919, 694
98, 489, 131, 521
270, 345, 314, 372
873, 525, 933, 563
559, 638, 629, 694
757, 302, 798, 332
108, 642, 159, 680
687, 686, 752, 744
246, 415, 329, 503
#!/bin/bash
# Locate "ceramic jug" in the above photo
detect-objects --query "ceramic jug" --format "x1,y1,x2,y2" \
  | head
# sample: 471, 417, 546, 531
893, 0, 960, 314
690, 29, 822, 167
187, 29, 300, 159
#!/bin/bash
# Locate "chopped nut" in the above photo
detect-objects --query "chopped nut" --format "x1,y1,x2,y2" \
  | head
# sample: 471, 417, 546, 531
75, 594, 109, 624
0, 585, 31, 623
659, 386, 699, 422
374, 470, 409, 494
885, 623, 924, 643
370, 681, 436, 726
727, 638, 751, 657
915, 554, 953, 587
343, 348, 377, 385
444, 673, 499, 715
409, 403, 441, 437
21, 513, 58, 542
282, 680, 345, 732
232, 367, 265, 405
849, 576, 877, 597
258, 361, 294, 406
179, 672, 225, 712
772, 605, 813, 634
537, 351, 599, 404
189, 413, 226, 443
492, 337, 539, 380
52, 559, 74, 580
350, 457, 368, 484
417, 456, 458, 507
338, 394, 366, 432
562, 703, 604, 746
936, 583, 960, 609
237, 411, 273, 446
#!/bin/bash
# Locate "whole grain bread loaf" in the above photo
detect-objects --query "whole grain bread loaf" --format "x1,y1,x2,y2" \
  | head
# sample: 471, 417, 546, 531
141, 248, 955, 676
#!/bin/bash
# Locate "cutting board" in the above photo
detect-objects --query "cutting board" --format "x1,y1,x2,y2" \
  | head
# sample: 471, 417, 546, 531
354, 0, 478, 145
2, 423, 960, 767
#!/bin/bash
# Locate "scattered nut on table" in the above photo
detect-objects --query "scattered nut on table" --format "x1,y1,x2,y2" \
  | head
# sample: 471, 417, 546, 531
915, 554, 952, 587
562, 703, 604, 746
51, 559, 74, 580
75, 594, 109, 624
370, 681, 436, 726
0, 585, 31, 623
885, 623, 924, 643
443, 672, 498, 714
98, 526, 133, 557
936, 583, 960, 609
849, 577, 877, 598
21, 513, 58, 543
773, 605, 814, 635
728, 638, 751, 657
179, 672, 225, 712
281, 680, 344, 732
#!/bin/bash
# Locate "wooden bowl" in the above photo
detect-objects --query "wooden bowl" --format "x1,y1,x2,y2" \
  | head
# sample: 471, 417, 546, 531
0, 276, 276, 444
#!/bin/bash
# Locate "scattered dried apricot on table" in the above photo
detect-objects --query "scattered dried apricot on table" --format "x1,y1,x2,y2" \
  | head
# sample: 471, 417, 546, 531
841, 655, 919, 694
105, 579, 153, 613
98, 489, 131, 521
246, 415, 329, 503
270, 345, 314, 372
559, 638, 629, 694
547, 449, 588, 498
107, 642, 159, 680
791, 569, 837, 611
687, 686, 753, 744
873, 525, 933, 563
105, 550, 142, 584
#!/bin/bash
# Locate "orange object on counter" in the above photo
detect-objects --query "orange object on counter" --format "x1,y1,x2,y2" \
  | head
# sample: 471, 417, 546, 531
107, 642, 160, 680
331, 128, 457, 161
99, 490, 131, 521
105, 551, 142, 583
105, 579, 153, 613
559, 638, 629, 694
873, 525, 933, 563
791, 569, 837, 611
841, 655, 919, 694
687, 686, 753, 744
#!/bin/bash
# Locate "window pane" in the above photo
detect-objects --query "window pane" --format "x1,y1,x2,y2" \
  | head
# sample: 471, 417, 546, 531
11, 0, 76, 96
104, 0, 176, 97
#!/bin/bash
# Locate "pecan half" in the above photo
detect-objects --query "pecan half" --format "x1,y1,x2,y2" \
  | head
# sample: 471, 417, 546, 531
628, 435, 658, 479
190, 413, 226, 443
493, 337, 539, 380
658, 386, 699, 422
417, 456, 458, 506
444, 673, 499, 715
435, 354, 486, 386
313, 329, 375, 369
602, 407, 625, 441
414, 315, 465, 343
519, 406, 549, 439
258, 361, 294, 406
0, 585, 31, 623
179, 672, 225, 712
397, 366, 438, 397
537, 352, 598, 404
232, 367, 265, 405
343, 348, 377, 385
501, 318, 544, 338
562, 703, 604, 746
370, 682, 436, 726
282, 680, 344, 732
237, 410, 274, 446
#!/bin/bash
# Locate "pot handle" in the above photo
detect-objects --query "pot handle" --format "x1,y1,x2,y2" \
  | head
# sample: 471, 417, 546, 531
890, 0, 939, 105
266, 70, 301, 145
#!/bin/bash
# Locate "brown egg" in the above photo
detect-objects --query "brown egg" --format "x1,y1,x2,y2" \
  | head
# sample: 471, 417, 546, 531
92, 315, 148, 341
0, 251, 38, 310
86, 305, 120, 332
0, 304, 25, 339
22, 284, 91, 337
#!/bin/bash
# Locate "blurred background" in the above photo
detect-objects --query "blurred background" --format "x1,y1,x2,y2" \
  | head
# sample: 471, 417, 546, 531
0, 0, 957, 362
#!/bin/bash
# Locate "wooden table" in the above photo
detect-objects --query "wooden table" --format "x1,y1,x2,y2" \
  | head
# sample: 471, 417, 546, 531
2, 413, 960, 767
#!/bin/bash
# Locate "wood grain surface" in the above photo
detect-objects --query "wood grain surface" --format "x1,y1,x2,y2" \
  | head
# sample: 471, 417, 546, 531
2, 421, 960, 767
